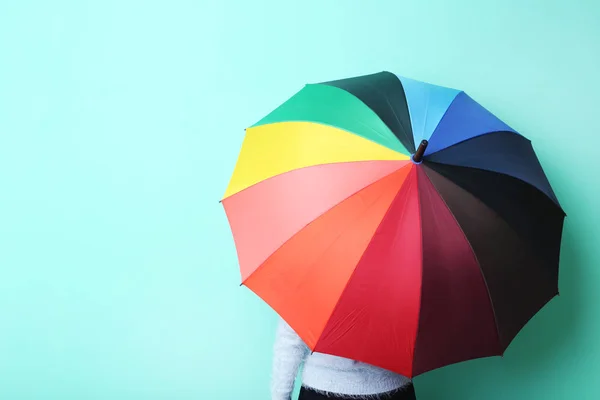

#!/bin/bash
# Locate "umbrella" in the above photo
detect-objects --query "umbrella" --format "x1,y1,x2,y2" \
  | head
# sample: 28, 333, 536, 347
220, 71, 565, 378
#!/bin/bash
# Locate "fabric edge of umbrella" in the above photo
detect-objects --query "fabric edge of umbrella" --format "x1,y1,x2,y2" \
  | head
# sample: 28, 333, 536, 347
409, 291, 561, 378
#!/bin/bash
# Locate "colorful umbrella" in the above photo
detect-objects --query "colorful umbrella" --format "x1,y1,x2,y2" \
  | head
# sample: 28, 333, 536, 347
220, 71, 565, 378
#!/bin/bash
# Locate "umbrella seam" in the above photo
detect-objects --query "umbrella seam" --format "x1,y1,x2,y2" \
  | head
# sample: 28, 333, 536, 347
221, 159, 409, 203
421, 165, 504, 355
418, 89, 431, 145
422, 163, 564, 351
307, 82, 412, 154
239, 163, 413, 288
317, 76, 415, 153
426, 130, 530, 157
250, 120, 408, 156
423, 90, 465, 154
311, 166, 418, 376
411, 169, 424, 377
424, 158, 564, 214
352, 81, 416, 154
424, 132, 563, 210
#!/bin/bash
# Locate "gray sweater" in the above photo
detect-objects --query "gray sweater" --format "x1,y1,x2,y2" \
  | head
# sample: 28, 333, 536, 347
271, 318, 411, 400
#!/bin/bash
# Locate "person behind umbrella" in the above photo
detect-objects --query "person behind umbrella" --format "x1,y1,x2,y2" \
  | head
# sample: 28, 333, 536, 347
271, 317, 416, 400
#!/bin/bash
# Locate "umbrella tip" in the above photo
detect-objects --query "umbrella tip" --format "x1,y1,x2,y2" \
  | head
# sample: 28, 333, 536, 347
412, 140, 429, 164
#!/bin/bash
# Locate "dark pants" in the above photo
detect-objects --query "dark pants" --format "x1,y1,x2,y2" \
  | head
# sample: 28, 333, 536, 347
298, 383, 417, 400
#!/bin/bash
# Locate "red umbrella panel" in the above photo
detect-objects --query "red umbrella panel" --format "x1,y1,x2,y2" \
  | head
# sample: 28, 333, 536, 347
221, 72, 566, 378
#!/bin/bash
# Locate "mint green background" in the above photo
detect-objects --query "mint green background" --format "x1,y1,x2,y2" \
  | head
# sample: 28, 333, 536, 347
1, 1, 598, 399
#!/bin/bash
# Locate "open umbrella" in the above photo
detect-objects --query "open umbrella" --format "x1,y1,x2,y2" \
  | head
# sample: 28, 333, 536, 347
220, 71, 565, 378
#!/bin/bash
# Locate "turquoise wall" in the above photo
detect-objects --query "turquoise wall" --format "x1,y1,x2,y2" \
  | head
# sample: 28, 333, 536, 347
1, 1, 598, 399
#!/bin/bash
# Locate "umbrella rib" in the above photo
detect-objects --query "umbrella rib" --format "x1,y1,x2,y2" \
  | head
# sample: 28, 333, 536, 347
426, 129, 530, 158
423, 91, 464, 154
252, 118, 409, 156
282, 190, 394, 350
421, 167, 503, 354
311, 167, 417, 361
417, 89, 431, 144
423, 160, 565, 290
411, 172, 425, 377
240, 163, 412, 287
360, 81, 415, 153
221, 159, 408, 203
425, 159, 564, 214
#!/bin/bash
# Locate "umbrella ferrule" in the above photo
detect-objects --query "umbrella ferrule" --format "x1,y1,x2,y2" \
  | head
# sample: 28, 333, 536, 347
412, 140, 429, 164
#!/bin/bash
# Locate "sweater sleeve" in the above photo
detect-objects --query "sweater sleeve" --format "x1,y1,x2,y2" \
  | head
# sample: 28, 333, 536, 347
270, 317, 310, 400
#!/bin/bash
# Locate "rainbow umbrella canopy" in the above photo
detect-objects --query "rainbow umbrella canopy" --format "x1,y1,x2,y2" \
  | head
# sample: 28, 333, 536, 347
221, 71, 565, 378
